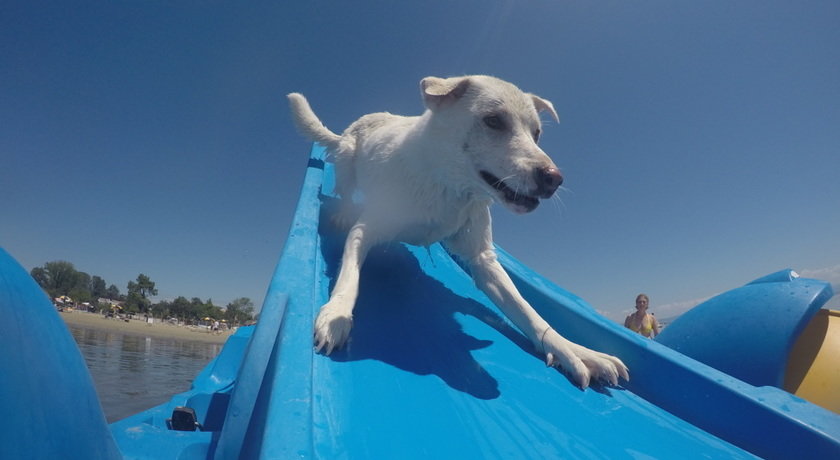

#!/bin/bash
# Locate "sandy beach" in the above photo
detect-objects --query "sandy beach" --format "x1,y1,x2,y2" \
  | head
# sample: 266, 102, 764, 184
59, 310, 235, 344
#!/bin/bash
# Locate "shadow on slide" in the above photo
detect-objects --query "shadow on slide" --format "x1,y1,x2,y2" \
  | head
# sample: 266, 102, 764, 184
318, 194, 536, 400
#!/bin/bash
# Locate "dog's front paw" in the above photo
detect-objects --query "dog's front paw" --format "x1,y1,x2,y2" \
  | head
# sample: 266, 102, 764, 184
541, 328, 629, 389
313, 302, 353, 355
569, 341, 630, 388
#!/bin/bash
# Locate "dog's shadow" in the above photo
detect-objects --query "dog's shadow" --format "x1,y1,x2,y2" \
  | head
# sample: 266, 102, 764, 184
316, 195, 538, 400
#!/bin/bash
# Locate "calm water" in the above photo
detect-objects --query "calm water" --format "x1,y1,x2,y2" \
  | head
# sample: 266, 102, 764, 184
68, 324, 222, 423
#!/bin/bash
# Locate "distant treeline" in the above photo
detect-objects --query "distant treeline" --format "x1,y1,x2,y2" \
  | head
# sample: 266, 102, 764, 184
30, 260, 255, 325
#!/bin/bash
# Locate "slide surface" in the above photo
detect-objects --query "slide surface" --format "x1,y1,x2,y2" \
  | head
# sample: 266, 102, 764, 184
231, 146, 837, 459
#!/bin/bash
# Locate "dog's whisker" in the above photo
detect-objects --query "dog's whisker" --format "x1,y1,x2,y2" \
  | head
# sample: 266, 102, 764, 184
544, 186, 569, 216
498, 174, 518, 187
550, 194, 567, 216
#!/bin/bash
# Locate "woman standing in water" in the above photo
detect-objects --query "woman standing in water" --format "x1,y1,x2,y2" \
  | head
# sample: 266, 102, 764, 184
624, 293, 661, 338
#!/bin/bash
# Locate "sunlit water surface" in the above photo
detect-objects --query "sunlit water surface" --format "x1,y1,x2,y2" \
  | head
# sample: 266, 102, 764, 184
68, 324, 222, 423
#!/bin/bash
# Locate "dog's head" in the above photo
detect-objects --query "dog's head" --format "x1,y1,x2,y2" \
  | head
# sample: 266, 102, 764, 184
421, 75, 562, 214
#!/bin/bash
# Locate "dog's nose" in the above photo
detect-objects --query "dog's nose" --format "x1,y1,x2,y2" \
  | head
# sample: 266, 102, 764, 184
535, 166, 563, 197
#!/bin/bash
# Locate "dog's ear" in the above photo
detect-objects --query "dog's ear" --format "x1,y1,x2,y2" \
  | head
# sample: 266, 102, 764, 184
530, 94, 560, 123
421, 76, 471, 109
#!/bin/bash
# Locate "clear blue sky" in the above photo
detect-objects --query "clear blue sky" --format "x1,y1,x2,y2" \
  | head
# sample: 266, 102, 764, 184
3, 1, 838, 321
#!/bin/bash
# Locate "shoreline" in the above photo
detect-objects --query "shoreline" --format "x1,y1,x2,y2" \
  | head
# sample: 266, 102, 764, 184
59, 311, 235, 344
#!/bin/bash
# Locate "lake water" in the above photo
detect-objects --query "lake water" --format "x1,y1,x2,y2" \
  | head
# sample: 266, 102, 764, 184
68, 324, 223, 423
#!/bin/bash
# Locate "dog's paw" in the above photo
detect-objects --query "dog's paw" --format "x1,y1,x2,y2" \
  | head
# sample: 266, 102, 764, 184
569, 342, 630, 387
313, 303, 353, 355
541, 329, 629, 389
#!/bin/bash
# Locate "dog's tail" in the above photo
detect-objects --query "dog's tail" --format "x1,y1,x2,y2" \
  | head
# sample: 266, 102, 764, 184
287, 93, 342, 151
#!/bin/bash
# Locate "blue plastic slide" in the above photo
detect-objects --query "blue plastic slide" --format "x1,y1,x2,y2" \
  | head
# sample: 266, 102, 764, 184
3, 144, 839, 459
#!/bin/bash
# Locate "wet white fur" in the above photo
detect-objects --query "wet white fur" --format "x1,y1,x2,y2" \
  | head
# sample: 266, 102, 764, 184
287, 75, 628, 388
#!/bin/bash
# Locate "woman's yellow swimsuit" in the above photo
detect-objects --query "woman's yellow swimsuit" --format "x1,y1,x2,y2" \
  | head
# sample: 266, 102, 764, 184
627, 314, 655, 338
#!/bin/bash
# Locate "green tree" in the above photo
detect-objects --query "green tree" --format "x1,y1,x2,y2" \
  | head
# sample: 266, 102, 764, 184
30, 267, 50, 290
170, 296, 191, 321
189, 298, 210, 320
69, 271, 92, 303
134, 274, 157, 298
225, 297, 255, 326
31, 260, 77, 298
90, 276, 108, 299
30, 261, 87, 300
43, 261, 78, 297
125, 274, 158, 313
106, 284, 121, 300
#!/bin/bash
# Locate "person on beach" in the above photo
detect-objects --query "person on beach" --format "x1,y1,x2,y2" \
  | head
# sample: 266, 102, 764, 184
624, 293, 661, 338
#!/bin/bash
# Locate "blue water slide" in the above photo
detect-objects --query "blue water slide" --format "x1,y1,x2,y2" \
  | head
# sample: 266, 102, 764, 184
209, 145, 838, 459
3, 144, 839, 459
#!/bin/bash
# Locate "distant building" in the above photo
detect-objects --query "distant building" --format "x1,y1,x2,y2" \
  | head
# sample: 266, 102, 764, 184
98, 298, 124, 308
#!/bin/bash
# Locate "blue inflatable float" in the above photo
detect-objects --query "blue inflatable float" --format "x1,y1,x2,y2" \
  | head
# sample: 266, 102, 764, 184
1, 145, 838, 459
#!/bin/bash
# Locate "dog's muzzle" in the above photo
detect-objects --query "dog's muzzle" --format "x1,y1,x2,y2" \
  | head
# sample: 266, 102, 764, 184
480, 168, 560, 213
534, 166, 563, 198
480, 167, 562, 213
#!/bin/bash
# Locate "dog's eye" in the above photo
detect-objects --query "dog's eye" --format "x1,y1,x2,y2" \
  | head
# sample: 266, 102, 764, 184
534, 128, 541, 142
483, 115, 505, 131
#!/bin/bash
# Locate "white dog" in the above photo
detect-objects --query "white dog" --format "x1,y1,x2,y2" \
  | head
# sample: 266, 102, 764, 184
288, 75, 628, 388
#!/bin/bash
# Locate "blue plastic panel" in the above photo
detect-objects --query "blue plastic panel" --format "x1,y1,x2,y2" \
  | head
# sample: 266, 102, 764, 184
0, 248, 121, 459
657, 270, 834, 387
213, 293, 288, 459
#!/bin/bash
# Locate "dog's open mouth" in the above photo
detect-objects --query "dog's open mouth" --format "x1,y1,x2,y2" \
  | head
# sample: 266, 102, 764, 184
480, 171, 539, 213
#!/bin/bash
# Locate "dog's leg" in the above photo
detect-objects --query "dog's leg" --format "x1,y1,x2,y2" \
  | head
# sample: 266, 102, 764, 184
465, 250, 628, 388
314, 220, 376, 354
445, 209, 629, 388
